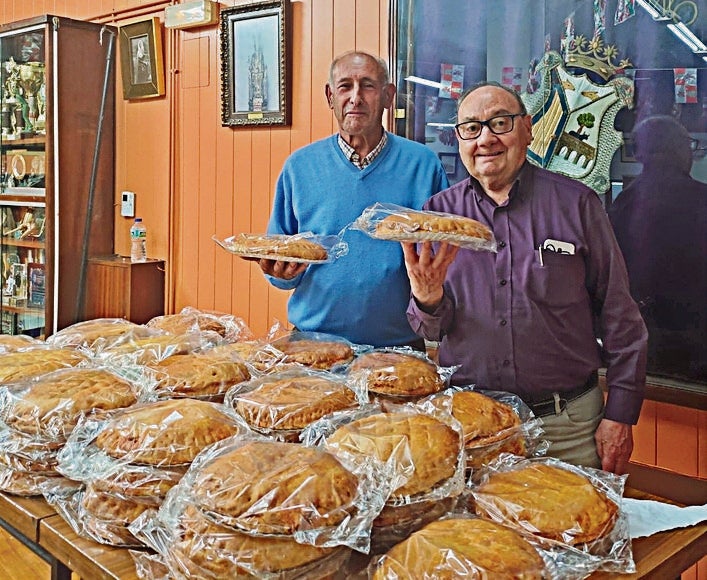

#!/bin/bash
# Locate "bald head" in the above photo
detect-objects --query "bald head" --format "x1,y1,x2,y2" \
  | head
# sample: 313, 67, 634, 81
633, 115, 692, 171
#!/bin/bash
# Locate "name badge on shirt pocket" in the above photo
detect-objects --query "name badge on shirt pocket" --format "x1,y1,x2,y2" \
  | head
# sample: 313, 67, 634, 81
542, 239, 575, 255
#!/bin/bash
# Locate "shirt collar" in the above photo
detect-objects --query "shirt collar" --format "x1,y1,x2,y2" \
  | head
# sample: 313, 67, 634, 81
337, 132, 388, 169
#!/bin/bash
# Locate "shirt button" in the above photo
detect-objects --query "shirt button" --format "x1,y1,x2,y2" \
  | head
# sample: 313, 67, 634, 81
502, 359, 510, 367
500, 279, 507, 286
498, 240, 506, 248
500, 319, 507, 326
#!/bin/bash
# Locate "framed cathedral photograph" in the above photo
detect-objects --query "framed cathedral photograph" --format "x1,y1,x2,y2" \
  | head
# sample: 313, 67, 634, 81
119, 17, 165, 100
220, 0, 291, 126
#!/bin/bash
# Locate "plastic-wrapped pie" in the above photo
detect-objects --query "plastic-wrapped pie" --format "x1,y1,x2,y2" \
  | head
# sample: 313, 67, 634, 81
349, 351, 443, 398
216, 233, 329, 262
46, 318, 143, 349
0, 348, 87, 384
95, 398, 244, 466
169, 504, 348, 578
1, 368, 137, 439
326, 412, 460, 499
191, 440, 359, 535
473, 462, 619, 545
372, 517, 545, 579
147, 311, 227, 337
0, 334, 43, 354
147, 350, 251, 399
271, 335, 355, 369
230, 372, 357, 434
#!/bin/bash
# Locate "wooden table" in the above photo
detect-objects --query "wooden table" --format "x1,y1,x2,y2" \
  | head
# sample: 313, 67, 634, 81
0, 480, 704, 580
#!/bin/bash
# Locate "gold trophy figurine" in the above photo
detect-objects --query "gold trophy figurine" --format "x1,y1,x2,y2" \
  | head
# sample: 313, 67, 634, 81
16, 61, 45, 135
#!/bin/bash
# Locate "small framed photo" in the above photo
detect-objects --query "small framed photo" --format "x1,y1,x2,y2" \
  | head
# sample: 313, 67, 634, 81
28, 263, 45, 308
119, 17, 165, 100
438, 152, 458, 175
220, 0, 292, 127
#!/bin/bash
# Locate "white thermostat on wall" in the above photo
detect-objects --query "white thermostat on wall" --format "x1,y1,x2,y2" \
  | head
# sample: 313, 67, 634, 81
121, 191, 135, 217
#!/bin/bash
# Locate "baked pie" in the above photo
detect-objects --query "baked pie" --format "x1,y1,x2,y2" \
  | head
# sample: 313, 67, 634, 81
374, 210, 493, 245
372, 517, 545, 579
272, 337, 354, 369
349, 351, 443, 397
473, 462, 619, 545
191, 440, 359, 534
220, 233, 329, 262
0, 349, 87, 386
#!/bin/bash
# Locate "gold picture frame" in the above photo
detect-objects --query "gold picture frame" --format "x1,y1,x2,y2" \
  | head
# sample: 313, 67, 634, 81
119, 17, 165, 100
220, 0, 291, 126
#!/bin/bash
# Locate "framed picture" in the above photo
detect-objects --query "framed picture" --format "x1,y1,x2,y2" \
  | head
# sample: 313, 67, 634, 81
27, 263, 45, 308
220, 0, 292, 127
438, 152, 458, 175
119, 17, 165, 100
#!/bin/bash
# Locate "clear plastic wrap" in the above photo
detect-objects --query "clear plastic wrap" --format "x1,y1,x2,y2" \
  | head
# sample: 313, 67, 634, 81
0, 333, 44, 354
146, 306, 254, 343
0, 366, 138, 441
133, 433, 390, 553
269, 331, 365, 370
347, 347, 457, 400
143, 348, 252, 401
213, 231, 349, 264
0, 463, 76, 496
45, 318, 146, 349
224, 368, 365, 442
204, 340, 288, 374
368, 513, 562, 580
352, 202, 497, 252
0, 346, 87, 384
470, 455, 634, 575
422, 387, 548, 478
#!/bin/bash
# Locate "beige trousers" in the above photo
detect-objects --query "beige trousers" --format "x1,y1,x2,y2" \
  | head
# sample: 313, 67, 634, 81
538, 385, 604, 469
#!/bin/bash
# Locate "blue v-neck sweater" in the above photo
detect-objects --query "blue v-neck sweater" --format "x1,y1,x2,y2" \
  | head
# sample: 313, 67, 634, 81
266, 133, 449, 347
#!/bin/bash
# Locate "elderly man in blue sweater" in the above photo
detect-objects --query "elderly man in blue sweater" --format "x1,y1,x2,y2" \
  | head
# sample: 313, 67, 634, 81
259, 51, 448, 347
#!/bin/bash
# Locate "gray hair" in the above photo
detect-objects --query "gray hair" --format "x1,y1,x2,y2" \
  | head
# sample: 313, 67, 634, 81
457, 81, 528, 115
328, 51, 390, 86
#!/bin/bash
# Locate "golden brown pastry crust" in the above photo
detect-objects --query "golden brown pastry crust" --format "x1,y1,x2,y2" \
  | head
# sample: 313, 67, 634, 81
349, 352, 443, 397
148, 351, 251, 398
372, 518, 545, 580
3, 368, 137, 438
172, 504, 339, 577
234, 374, 357, 431
48, 318, 142, 348
102, 334, 200, 364
191, 440, 359, 534
230, 233, 328, 261
80, 483, 150, 545
0, 349, 87, 385
448, 391, 522, 447
147, 312, 226, 336
474, 463, 618, 545
95, 399, 242, 466
273, 338, 354, 369
375, 211, 493, 242
327, 412, 460, 498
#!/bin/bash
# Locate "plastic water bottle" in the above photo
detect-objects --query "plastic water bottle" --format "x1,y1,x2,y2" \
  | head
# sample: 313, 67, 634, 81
130, 218, 147, 262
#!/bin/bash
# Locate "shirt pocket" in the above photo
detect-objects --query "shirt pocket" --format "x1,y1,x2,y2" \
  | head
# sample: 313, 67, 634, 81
528, 251, 586, 308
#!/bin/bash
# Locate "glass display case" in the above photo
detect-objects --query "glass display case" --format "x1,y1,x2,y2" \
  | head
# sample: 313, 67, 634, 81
0, 15, 116, 337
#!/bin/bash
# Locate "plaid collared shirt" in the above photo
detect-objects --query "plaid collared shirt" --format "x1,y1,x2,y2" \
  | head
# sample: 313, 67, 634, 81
337, 132, 388, 169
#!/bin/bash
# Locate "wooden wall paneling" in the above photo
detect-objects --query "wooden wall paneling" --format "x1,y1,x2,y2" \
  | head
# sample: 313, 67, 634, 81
195, 34, 219, 312
332, 0, 356, 62
174, 35, 203, 309
700, 410, 706, 479
655, 403, 699, 477
231, 129, 253, 325
355, 0, 383, 54
632, 399, 657, 466
289, 0, 313, 154
311, 0, 335, 139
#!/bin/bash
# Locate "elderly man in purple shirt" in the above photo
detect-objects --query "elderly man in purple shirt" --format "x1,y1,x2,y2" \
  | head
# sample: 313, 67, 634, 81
403, 82, 647, 475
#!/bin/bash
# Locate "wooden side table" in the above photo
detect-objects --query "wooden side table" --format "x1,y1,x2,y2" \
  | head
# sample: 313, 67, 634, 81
84, 255, 165, 324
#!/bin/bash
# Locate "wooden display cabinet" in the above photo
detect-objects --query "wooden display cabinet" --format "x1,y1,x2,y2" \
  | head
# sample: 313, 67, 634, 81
0, 15, 116, 337
84, 255, 165, 324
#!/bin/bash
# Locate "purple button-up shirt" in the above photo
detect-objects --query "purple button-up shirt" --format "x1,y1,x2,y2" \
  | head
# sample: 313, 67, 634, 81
407, 163, 647, 424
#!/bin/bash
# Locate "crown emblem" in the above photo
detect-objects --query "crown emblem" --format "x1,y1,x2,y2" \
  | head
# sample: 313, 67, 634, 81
565, 36, 633, 81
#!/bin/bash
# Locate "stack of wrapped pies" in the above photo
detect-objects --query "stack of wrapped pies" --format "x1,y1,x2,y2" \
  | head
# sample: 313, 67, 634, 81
133, 439, 367, 577
226, 369, 360, 441
324, 409, 464, 552
146, 348, 251, 401
147, 306, 254, 344
53, 398, 247, 546
348, 349, 445, 400
46, 318, 145, 350
371, 517, 547, 579
472, 460, 620, 547
431, 389, 545, 475
0, 366, 137, 495
0, 334, 43, 354
205, 340, 285, 374
96, 330, 218, 366
270, 332, 356, 370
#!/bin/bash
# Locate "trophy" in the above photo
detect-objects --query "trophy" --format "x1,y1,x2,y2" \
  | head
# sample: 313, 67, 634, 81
17, 61, 46, 134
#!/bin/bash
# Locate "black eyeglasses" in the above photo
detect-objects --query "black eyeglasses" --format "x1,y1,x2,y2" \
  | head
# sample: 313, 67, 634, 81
455, 114, 523, 140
